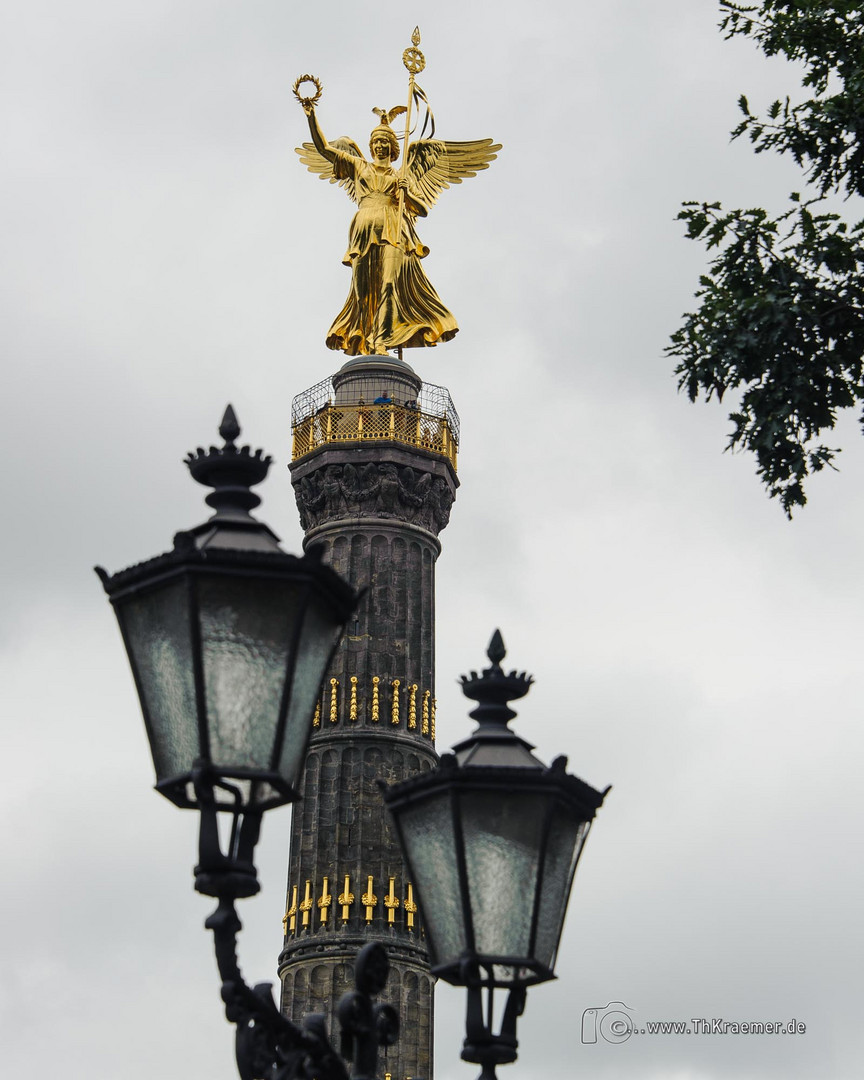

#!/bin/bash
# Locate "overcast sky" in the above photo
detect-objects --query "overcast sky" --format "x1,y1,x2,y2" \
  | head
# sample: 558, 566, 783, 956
2, 2, 862, 1079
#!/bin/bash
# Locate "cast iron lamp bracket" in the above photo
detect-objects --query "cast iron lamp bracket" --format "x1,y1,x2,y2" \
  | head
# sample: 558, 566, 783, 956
192, 760, 263, 899
194, 748, 399, 1080
204, 889, 397, 1080
337, 946, 400, 1080
461, 970, 526, 1080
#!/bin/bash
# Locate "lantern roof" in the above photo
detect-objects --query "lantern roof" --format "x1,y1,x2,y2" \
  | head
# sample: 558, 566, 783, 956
96, 405, 355, 614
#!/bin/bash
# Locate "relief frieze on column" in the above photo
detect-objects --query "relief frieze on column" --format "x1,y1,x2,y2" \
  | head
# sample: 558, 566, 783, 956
295, 461, 454, 533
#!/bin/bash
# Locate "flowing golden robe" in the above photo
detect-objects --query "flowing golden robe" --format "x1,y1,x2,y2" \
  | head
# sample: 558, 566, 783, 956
327, 151, 457, 356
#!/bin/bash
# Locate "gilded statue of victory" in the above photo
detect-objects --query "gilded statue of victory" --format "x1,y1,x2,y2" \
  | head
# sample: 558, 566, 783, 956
294, 29, 500, 357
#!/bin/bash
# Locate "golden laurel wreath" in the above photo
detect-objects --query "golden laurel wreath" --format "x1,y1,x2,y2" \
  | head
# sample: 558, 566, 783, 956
402, 47, 425, 75
293, 74, 323, 108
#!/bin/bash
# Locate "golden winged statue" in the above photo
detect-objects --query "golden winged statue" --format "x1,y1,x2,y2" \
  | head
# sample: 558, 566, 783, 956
296, 96, 500, 356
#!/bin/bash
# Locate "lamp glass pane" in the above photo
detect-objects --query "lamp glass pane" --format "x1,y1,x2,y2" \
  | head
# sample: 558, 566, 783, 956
276, 595, 343, 794
198, 575, 302, 775
461, 789, 548, 964
533, 814, 591, 970
393, 793, 466, 968
119, 579, 199, 784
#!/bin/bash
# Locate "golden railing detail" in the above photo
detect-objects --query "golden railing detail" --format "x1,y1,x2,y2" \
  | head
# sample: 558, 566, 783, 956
391, 679, 401, 725
292, 402, 458, 471
430, 697, 437, 741
422, 690, 430, 735
408, 684, 418, 729
312, 700, 321, 728
371, 676, 380, 721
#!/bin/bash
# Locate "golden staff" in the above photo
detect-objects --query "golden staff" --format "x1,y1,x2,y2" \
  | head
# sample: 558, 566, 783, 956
395, 27, 426, 249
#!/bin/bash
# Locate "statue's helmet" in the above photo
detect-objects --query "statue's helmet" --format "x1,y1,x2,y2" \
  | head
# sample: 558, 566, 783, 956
369, 124, 400, 162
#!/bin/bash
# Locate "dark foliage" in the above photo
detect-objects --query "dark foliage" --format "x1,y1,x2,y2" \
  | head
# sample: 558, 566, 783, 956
669, 1, 864, 514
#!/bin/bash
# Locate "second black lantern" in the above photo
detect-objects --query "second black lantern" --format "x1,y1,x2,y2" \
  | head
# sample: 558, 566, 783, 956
382, 631, 608, 1077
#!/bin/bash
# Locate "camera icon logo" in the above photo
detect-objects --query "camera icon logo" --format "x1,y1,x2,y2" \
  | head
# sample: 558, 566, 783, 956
581, 1002, 634, 1045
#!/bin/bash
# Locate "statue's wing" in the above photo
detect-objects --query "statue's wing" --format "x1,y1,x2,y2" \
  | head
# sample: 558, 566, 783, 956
406, 138, 501, 208
295, 137, 365, 203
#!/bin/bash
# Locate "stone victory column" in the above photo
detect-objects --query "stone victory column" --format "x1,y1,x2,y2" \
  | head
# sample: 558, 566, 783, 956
280, 32, 499, 1080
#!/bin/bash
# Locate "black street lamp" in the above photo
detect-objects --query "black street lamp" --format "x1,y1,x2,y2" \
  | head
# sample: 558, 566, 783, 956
97, 407, 397, 1080
382, 631, 609, 1080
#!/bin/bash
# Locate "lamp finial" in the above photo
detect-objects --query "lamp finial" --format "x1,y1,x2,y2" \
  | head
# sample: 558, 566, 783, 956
218, 403, 241, 445
487, 629, 506, 667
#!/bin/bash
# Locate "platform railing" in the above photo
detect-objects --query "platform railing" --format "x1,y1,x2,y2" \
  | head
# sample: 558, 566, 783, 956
292, 402, 458, 470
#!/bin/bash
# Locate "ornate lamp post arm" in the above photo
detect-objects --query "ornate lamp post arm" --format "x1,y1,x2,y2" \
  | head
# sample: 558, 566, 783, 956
190, 763, 347, 1080
204, 898, 397, 1080
205, 894, 344, 1080
462, 972, 526, 1080
196, 764, 399, 1080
